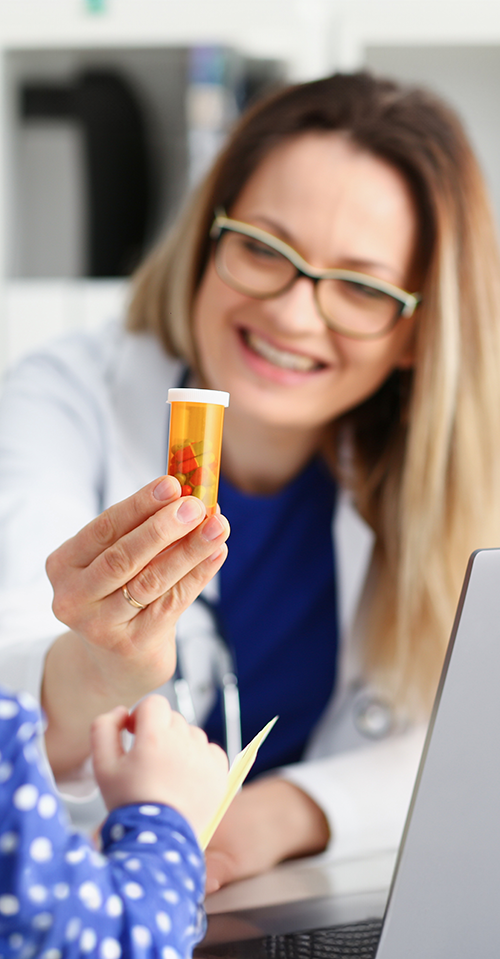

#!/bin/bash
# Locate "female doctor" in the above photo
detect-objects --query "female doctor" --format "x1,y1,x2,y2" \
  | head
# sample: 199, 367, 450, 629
1, 71, 500, 892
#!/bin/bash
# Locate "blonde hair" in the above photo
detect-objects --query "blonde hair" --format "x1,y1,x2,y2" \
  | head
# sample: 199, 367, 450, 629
128, 72, 500, 715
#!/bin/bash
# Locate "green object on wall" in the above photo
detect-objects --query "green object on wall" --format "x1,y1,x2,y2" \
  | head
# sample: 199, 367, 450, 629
86, 0, 106, 12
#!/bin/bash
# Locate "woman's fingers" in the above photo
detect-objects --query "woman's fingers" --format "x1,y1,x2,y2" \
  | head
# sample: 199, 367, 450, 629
47, 475, 230, 617
121, 513, 230, 611
204, 779, 330, 893
105, 540, 229, 632
82, 495, 209, 601
48, 475, 182, 572
205, 849, 239, 896
150, 543, 229, 619
46, 475, 230, 686
50, 490, 226, 623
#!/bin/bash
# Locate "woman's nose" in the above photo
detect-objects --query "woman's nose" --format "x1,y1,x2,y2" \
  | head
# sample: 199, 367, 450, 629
263, 276, 326, 334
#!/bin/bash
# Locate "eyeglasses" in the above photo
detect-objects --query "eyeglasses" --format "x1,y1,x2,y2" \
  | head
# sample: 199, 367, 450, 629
209, 210, 421, 340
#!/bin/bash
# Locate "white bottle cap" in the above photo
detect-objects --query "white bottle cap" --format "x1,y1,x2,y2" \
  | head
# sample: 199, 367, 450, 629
167, 388, 230, 407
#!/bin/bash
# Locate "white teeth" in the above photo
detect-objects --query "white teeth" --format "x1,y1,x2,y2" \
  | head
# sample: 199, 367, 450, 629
246, 332, 318, 372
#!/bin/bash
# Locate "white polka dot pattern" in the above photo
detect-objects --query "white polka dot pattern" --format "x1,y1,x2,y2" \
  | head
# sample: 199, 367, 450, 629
164, 850, 181, 863
156, 911, 172, 933
105, 895, 123, 918
20, 943, 37, 959
29, 837, 53, 862
0, 688, 207, 959
162, 890, 180, 905
162, 947, 181, 959
65, 845, 87, 864
170, 831, 186, 844
90, 849, 107, 868
65, 917, 82, 941
100, 937, 122, 959
53, 883, 70, 900
0, 895, 20, 915
13, 784, 38, 810
0, 699, 19, 719
110, 823, 125, 841
123, 882, 144, 900
23, 743, 40, 764
16, 692, 38, 712
16, 722, 36, 742
37, 794, 57, 819
78, 881, 103, 910
80, 927, 98, 952
31, 911, 53, 930
0, 761, 13, 783
0, 831, 18, 853
132, 926, 152, 947
137, 830, 157, 843
27, 885, 48, 903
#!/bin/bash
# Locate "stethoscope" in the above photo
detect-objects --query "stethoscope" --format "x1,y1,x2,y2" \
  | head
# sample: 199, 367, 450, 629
169, 373, 394, 760
173, 597, 242, 763
170, 369, 243, 764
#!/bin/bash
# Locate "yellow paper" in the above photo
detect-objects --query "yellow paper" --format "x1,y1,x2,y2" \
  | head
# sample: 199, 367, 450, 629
199, 715, 278, 850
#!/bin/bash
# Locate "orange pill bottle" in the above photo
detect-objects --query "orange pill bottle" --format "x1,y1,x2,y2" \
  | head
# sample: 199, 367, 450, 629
167, 388, 230, 516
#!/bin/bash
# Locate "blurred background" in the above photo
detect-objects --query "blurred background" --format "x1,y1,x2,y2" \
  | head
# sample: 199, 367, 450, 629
1, 0, 500, 373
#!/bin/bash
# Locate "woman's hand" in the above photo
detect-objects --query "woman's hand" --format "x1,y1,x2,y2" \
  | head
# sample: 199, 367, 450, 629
204, 777, 330, 893
91, 695, 229, 837
42, 475, 229, 775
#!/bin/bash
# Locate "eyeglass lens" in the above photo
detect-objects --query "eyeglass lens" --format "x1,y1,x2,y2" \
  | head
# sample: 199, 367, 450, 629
215, 231, 402, 336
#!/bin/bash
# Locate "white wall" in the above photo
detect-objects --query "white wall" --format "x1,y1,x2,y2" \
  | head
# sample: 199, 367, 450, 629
3, 0, 500, 373
365, 45, 500, 233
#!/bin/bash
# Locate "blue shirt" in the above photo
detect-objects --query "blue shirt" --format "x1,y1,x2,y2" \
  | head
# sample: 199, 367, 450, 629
205, 457, 338, 776
0, 687, 206, 959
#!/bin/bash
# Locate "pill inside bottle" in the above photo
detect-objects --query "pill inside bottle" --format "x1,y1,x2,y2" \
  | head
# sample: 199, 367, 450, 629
167, 388, 230, 516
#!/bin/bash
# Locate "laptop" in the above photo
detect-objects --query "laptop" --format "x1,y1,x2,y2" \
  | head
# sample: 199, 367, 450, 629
195, 547, 500, 957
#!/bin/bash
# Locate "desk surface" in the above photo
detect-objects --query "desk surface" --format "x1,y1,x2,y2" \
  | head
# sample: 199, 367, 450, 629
203, 848, 397, 945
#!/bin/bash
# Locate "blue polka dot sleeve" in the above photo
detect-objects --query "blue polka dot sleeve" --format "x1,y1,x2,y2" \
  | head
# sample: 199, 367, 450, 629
0, 688, 207, 959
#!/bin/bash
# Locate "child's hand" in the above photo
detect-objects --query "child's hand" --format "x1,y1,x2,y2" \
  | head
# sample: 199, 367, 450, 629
90, 695, 229, 836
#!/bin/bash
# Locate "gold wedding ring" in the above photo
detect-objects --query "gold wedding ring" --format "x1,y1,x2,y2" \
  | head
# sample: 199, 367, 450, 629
121, 584, 147, 610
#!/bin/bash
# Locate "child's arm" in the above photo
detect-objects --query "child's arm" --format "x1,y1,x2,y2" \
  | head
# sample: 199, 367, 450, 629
0, 689, 228, 959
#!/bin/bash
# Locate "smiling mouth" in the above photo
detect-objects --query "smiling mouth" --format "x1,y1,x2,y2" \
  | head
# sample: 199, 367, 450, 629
243, 330, 324, 373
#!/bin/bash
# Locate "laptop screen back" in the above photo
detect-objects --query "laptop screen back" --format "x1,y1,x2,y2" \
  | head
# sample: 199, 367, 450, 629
377, 548, 500, 958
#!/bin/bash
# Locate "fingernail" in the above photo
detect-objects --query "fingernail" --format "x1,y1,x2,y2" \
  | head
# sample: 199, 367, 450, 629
177, 498, 205, 524
202, 515, 226, 542
209, 545, 227, 562
153, 476, 178, 501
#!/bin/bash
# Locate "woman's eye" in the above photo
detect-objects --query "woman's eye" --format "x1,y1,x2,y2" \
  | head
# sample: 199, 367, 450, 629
242, 238, 282, 261
343, 280, 387, 301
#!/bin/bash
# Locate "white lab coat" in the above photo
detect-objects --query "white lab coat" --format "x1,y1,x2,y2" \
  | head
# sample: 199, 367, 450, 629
0, 320, 426, 855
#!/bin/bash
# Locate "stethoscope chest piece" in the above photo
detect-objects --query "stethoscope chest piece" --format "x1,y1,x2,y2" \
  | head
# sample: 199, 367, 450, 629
353, 690, 394, 739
